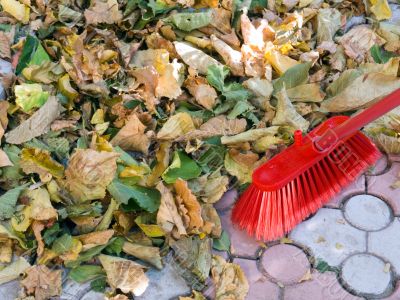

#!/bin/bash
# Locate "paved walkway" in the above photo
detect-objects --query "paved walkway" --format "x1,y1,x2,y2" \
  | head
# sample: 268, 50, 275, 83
0, 155, 399, 300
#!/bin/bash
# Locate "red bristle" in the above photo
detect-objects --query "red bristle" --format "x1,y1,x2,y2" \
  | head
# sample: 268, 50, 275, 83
231, 132, 382, 242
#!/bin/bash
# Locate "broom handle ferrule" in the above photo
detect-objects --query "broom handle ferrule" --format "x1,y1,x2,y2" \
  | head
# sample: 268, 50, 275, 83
316, 88, 400, 151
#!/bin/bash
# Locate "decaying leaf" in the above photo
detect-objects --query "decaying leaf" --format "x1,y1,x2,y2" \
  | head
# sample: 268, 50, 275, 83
64, 149, 119, 201
211, 255, 249, 300
20, 265, 62, 300
98, 254, 149, 296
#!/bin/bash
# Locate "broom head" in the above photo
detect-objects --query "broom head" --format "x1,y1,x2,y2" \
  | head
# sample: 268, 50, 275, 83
231, 116, 381, 241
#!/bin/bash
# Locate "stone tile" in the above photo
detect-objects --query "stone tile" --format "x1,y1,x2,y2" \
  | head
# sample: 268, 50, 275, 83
369, 218, 400, 273
212, 249, 230, 261
289, 208, 366, 267
383, 280, 400, 300
0, 280, 20, 300
61, 280, 97, 300
260, 244, 310, 285
215, 189, 238, 212
234, 258, 280, 300
324, 176, 366, 208
284, 271, 361, 300
367, 162, 400, 215
136, 262, 190, 300
389, 154, 400, 163
344, 194, 392, 231
341, 254, 392, 296
220, 208, 263, 258
367, 155, 390, 176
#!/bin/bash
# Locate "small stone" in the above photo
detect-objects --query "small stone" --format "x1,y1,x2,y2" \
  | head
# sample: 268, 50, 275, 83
290, 208, 366, 267
344, 194, 391, 231
341, 254, 392, 296
260, 244, 310, 285
369, 218, 400, 272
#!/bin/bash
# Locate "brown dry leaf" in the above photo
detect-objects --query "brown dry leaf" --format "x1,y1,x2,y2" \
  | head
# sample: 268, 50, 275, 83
174, 179, 204, 232
146, 142, 171, 186
156, 182, 187, 237
286, 83, 325, 102
78, 229, 114, 250
0, 239, 13, 263
0, 32, 11, 59
20, 265, 62, 300
338, 25, 386, 62
122, 241, 163, 270
111, 114, 150, 154
130, 66, 159, 113
201, 204, 221, 237
28, 188, 58, 221
189, 172, 229, 204
0, 149, 12, 167
98, 254, 149, 296
84, 0, 123, 25
64, 149, 119, 202
157, 112, 195, 140
224, 149, 263, 183
184, 75, 218, 110
5, 96, 63, 145
31, 221, 45, 257
211, 35, 244, 76
321, 73, 400, 112
179, 116, 247, 141
211, 255, 249, 300
0, 101, 8, 140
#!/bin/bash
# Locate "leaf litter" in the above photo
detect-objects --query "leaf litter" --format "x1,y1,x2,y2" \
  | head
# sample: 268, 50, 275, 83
0, 0, 399, 298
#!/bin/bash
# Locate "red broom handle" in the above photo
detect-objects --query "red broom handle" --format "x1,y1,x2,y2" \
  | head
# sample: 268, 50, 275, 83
316, 89, 400, 151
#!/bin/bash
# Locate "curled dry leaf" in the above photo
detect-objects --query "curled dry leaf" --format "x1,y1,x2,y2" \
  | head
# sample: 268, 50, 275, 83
157, 112, 195, 140
98, 254, 149, 296
174, 178, 204, 232
211, 35, 244, 76
211, 255, 249, 300
111, 114, 150, 154
28, 188, 58, 221
156, 182, 187, 237
122, 241, 163, 270
84, 0, 123, 25
20, 265, 62, 300
64, 149, 119, 202
189, 172, 229, 204
78, 229, 114, 250
184, 74, 218, 110
286, 83, 325, 102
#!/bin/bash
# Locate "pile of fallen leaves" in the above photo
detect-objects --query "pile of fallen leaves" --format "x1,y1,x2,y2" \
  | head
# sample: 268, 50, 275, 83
0, 0, 399, 299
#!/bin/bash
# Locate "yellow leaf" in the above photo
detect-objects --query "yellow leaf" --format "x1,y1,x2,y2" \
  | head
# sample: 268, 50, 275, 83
28, 188, 58, 221
370, 0, 392, 21
157, 112, 195, 140
135, 216, 165, 238
0, 0, 30, 24
265, 50, 299, 75
11, 205, 32, 232
91, 109, 105, 124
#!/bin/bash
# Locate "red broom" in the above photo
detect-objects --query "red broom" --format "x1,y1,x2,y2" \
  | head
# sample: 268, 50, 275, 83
232, 89, 400, 241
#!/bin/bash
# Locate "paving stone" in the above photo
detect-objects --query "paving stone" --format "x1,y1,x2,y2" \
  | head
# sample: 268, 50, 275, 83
234, 258, 280, 300
389, 154, 400, 163
136, 261, 190, 300
212, 249, 230, 261
284, 271, 362, 300
369, 218, 400, 273
260, 244, 310, 285
341, 253, 392, 296
0, 280, 20, 300
61, 280, 96, 300
367, 155, 390, 176
383, 280, 400, 300
220, 208, 262, 258
367, 162, 400, 215
215, 189, 238, 212
324, 175, 366, 208
344, 194, 392, 231
290, 208, 366, 267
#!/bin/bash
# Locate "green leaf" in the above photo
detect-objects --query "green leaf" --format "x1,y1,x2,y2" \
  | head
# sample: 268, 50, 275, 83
107, 179, 161, 213
162, 151, 202, 184
213, 230, 231, 252
165, 11, 212, 32
43, 223, 62, 246
65, 239, 115, 268
207, 65, 230, 92
315, 259, 340, 274
222, 83, 251, 102
51, 233, 73, 255
16, 35, 51, 75
227, 101, 253, 120
273, 62, 312, 93
0, 184, 28, 220
326, 69, 362, 98
104, 236, 125, 255
14, 83, 49, 112
2, 145, 23, 184
370, 45, 396, 64
69, 265, 105, 283
90, 277, 107, 293
198, 145, 226, 173
29, 43, 51, 66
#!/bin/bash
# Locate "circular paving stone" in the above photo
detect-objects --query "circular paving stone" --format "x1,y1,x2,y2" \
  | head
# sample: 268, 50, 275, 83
344, 194, 391, 231
260, 244, 310, 285
341, 254, 391, 296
